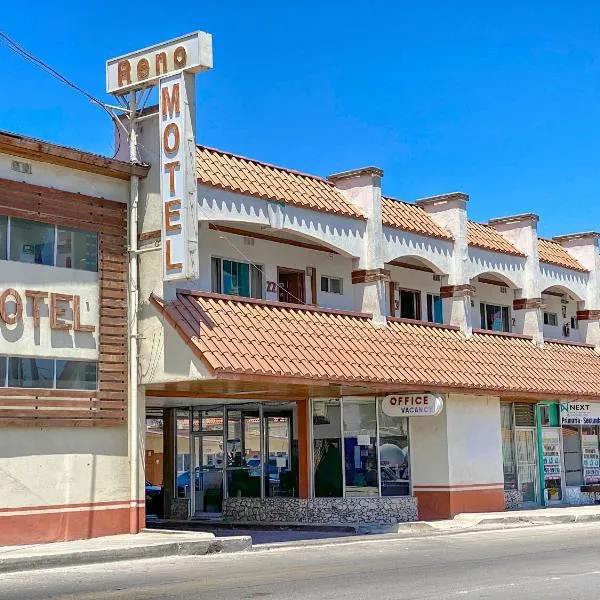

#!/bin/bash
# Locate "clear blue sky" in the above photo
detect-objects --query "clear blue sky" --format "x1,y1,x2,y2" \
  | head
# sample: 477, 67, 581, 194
3, 2, 600, 236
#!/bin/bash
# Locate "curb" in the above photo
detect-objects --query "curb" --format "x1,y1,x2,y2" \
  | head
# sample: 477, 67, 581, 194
0, 535, 252, 574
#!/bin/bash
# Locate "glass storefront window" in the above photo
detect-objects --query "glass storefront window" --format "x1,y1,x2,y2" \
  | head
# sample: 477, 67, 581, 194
562, 425, 583, 486
582, 427, 600, 484
312, 400, 343, 497
176, 410, 191, 498
378, 403, 410, 496
343, 400, 378, 497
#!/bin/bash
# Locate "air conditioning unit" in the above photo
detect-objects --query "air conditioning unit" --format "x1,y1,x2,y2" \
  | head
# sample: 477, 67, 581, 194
432, 274, 441, 282
243, 236, 255, 246
500, 286, 507, 294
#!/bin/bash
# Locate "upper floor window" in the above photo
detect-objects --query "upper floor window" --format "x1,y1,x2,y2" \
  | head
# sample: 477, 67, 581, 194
544, 312, 558, 327
426, 294, 443, 324
321, 275, 343, 295
2, 216, 98, 272
398, 289, 421, 320
480, 303, 510, 332
211, 257, 264, 299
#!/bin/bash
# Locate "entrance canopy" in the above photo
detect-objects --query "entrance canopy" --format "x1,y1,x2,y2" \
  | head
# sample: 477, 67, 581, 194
150, 290, 600, 400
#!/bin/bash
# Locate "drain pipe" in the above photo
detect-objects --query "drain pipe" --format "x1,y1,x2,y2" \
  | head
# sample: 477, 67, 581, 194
127, 93, 140, 533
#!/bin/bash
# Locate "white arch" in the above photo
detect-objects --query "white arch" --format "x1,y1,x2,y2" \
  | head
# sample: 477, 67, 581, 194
198, 185, 365, 258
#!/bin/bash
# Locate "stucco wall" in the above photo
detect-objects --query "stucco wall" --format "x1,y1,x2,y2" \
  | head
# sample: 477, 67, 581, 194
0, 152, 129, 204
0, 260, 99, 360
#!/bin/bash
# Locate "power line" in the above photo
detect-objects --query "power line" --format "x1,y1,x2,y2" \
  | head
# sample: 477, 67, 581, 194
0, 31, 124, 158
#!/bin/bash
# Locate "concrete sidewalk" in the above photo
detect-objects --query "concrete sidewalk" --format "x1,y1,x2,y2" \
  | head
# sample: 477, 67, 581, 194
0, 530, 252, 574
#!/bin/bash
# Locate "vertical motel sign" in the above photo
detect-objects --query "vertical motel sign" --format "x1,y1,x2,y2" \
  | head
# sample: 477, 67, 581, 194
106, 32, 213, 281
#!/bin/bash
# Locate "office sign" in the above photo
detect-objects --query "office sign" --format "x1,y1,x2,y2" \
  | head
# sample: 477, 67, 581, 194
560, 402, 600, 425
106, 31, 213, 95
382, 394, 444, 417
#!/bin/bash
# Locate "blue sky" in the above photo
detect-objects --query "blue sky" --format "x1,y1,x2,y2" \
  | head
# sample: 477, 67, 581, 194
3, 2, 600, 236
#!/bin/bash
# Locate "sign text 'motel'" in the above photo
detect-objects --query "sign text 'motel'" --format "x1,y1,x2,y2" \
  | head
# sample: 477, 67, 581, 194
382, 394, 444, 417
106, 32, 212, 282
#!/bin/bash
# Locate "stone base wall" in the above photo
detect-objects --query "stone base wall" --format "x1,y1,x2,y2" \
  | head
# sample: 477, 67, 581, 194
222, 496, 418, 524
504, 490, 523, 510
565, 486, 599, 506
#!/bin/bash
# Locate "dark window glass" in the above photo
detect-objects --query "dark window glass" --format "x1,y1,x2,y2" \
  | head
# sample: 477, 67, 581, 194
399, 290, 420, 320
321, 276, 329, 293
56, 227, 98, 272
211, 257, 222, 293
312, 400, 343, 498
481, 303, 510, 332
8, 357, 54, 388
0, 216, 7, 260
9, 219, 55, 266
55, 360, 98, 390
0, 356, 6, 386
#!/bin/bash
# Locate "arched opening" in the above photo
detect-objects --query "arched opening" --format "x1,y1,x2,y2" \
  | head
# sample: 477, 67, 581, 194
202, 220, 356, 309
386, 256, 449, 323
541, 285, 584, 343
471, 272, 519, 333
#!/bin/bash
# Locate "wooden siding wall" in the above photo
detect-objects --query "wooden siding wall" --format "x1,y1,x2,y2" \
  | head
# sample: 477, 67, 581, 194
0, 177, 127, 427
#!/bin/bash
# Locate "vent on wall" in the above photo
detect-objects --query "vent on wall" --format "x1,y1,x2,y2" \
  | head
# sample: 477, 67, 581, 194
514, 403, 536, 427
500, 286, 507, 294
433, 274, 441, 282
243, 236, 255, 246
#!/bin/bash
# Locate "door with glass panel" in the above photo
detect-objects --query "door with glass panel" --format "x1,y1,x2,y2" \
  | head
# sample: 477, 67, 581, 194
191, 409, 224, 516
264, 413, 294, 497
515, 428, 539, 505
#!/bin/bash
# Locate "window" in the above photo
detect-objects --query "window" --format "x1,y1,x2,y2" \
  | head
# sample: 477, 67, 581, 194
544, 312, 558, 327
211, 257, 263, 299
56, 227, 98, 272
398, 289, 421, 320
312, 398, 411, 499
501, 404, 517, 490
8, 357, 54, 388
480, 303, 510, 332
343, 401, 378, 497
312, 400, 343, 497
571, 316, 579, 330
4, 356, 98, 390
0, 216, 7, 261
426, 294, 443, 324
10, 218, 55, 266
3, 217, 98, 271
562, 425, 583, 486
321, 275, 343, 295
55, 360, 98, 390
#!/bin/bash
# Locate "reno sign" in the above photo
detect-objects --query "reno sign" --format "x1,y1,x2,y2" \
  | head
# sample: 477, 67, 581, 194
106, 32, 213, 281
382, 394, 444, 417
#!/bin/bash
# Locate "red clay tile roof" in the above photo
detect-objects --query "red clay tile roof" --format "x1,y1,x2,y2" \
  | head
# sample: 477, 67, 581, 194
381, 197, 453, 240
196, 145, 364, 220
538, 238, 587, 272
151, 290, 600, 399
467, 221, 524, 256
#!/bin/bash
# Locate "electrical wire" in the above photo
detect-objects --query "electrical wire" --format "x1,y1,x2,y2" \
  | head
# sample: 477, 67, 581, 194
0, 31, 124, 158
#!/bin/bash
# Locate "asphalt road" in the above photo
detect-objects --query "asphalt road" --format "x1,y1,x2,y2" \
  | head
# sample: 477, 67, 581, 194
2, 522, 600, 600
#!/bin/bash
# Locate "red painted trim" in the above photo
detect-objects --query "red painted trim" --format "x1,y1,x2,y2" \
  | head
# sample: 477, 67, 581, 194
0, 505, 144, 546
0, 499, 137, 515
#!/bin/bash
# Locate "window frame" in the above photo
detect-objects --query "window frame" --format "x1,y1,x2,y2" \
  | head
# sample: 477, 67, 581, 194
479, 302, 511, 333
320, 274, 343, 295
396, 288, 422, 320
0, 355, 98, 391
211, 256, 265, 299
543, 312, 558, 327
1, 216, 99, 272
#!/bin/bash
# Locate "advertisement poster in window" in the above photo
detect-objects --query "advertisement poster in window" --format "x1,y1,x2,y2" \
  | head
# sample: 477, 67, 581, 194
542, 429, 561, 480
582, 434, 600, 484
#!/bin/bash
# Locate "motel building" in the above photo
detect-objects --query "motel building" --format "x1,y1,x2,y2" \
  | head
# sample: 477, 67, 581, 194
4, 32, 600, 547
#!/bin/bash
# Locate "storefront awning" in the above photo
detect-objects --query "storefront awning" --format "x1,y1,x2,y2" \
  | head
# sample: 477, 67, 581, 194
150, 290, 600, 400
